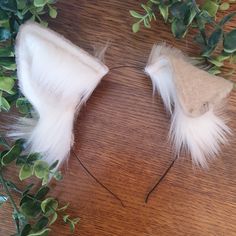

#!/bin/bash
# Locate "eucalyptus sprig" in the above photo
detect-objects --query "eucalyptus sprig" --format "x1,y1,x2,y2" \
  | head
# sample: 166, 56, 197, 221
0, 138, 79, 235
0, 1, 79, 235
130, 0, 236, 76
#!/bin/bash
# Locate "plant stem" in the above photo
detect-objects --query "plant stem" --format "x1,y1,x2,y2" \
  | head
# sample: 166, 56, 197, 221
191, 0, 208, 46
0, 169, 20, 233
6, 181, 24, 195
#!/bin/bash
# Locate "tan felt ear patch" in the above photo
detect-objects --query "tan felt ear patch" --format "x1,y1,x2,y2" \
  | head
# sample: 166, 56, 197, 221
168, 55, 233, 117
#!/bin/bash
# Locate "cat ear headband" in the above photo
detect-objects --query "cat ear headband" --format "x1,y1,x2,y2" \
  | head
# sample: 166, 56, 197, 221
9, 22, 233, 171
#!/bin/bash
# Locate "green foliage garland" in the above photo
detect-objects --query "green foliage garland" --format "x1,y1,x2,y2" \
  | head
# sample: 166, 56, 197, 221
130, 0, 236, 77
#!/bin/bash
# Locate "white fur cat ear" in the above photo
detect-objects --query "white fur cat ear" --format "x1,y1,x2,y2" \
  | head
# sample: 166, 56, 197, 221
10, 21, 109, 167
145, 44, 233, 167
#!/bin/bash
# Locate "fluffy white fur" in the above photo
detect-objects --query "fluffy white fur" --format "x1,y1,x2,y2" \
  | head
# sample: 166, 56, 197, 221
10, 21, 109, 167
145, 44, 231, 167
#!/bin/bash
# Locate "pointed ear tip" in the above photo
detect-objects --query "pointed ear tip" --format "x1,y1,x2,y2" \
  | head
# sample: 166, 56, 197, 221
16, 21, 41, 44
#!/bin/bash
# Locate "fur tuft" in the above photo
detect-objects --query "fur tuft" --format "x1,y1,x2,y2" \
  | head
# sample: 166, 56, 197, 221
170, 104, 230, 167
9, 21, 108, 167
145, 44, 232, 167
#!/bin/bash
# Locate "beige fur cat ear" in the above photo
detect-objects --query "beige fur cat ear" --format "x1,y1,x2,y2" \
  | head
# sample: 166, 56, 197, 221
145, 44, 233, 167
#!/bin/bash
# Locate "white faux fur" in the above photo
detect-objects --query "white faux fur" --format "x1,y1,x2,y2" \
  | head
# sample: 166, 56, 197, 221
145, 44, 231, 167
10, 21, 109, 167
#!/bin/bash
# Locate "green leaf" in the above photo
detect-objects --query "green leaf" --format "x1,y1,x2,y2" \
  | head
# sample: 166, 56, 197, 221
41, 197, 58, 216
132, 22, 140, 33
208, 66, 221, 75
129, 10, 143, 18
0, 76, 15, 94
0, 9, 8, 22
208, 58, 224, 67
35, 186, 50, 200
216, 51, 231, 61
170, 2, 189, 19
16, 97, 32, 115
219, 12, 236, 26
66, 218, 80, 233
0, 96, 10, 111
184, 7, 197, 26
223, 29, 236, 53
27, 153, 41, 164
171, 19, 188, 38
0, 0, 17, 12
208, 28, 222, 47
34, 0, 47, 7
143, 18, 151, 28
20, 195, 33, 206
19, 164, 33, 180
34, 160, 49, 179
16, 0, 27, 10
49, 160, 59, 170
0, 57, 16, 70
16, 155, 27, 166
49, 6, 57, 18
32, 216, 49, 232
20, 200, 41, 218
0, 47, 14, 57
69, 221, 76, 233
141, 4, 151, 14
220, 2, 230, 11
1, 143, 22, 165
202, 0, 219, 17
20, 224, 32, 236
0, 194, 8, 207
159, 5, 168, 23
53, 171, 63, 181
28, 228, 51, 236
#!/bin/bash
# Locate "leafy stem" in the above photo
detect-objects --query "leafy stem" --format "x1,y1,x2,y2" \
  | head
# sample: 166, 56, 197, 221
0, 168, 21, 233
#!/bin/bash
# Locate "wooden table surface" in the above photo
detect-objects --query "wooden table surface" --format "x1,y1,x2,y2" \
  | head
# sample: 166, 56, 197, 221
1, 1, 236, 235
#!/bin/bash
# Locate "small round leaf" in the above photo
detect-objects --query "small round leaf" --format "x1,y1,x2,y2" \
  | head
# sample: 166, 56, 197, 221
224, 29, 236, 53
34, 160, 49, 179
220, 2, 230, 11
132, 22, 140, 33
19, 164, 33, 180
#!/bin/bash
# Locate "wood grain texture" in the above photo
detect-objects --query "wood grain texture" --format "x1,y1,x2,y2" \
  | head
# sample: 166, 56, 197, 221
1, 1, 236, 235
